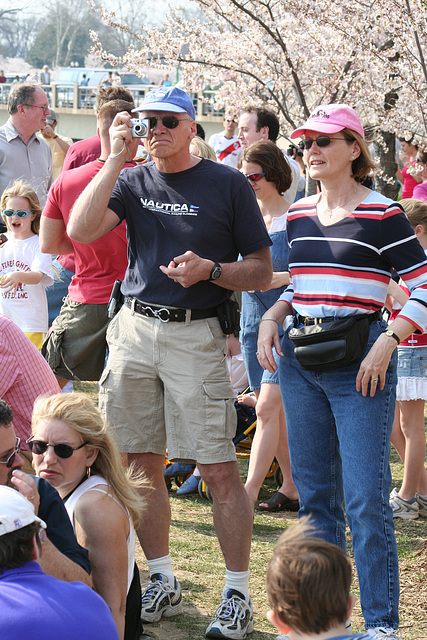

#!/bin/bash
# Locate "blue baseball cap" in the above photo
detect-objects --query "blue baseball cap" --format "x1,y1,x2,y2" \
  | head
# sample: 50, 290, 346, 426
133, 87, 195, 120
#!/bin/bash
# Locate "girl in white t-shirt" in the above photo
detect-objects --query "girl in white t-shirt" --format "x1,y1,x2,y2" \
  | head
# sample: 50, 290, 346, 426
0, 180, 54, 349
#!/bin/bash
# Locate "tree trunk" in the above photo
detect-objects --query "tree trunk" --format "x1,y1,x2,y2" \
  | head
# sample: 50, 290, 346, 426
373, 130, 399, 199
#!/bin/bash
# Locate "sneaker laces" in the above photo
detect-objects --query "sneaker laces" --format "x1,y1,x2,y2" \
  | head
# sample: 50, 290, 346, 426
213, 593, 248, 623
141, 575, 174, 605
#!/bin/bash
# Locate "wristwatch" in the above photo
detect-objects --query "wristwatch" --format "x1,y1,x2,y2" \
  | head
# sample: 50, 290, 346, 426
384, 329, 400, 344
209, 262, 222, 281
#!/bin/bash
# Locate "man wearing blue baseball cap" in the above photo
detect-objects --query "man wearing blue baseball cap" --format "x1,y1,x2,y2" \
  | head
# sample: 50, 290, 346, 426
68, 85, 272, 640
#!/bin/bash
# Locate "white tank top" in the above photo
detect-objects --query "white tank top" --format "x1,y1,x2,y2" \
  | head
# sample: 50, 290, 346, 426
64, 475, 135, 592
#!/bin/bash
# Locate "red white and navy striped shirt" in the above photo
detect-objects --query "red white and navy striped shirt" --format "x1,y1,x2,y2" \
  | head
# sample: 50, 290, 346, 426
279, 192, 427, 332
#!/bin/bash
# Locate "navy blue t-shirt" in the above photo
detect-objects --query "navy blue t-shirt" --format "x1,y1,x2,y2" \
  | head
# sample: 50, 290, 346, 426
35, 476, 91, 574
108, 158, 272, 308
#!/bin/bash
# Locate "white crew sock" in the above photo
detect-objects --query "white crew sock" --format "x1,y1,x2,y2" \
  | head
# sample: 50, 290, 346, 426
146, 554, 175, 584
224, 569, 250, 601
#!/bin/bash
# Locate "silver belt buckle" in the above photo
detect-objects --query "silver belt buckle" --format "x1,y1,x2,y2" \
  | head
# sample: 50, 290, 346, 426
145, 305, 170, 322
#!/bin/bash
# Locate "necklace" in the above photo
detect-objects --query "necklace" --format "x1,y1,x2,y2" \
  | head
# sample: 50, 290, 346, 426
320, 186, 359, 219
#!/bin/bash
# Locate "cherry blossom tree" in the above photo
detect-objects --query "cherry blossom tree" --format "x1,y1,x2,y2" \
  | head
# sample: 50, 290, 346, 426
90, 0, 427, 196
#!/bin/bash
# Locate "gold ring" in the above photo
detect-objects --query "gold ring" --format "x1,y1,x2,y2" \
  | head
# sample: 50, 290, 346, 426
371, 378, 378, 383
28, 494, 35, 500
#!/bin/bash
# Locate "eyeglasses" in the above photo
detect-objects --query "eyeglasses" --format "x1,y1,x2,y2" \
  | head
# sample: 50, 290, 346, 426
27, 439, 88, 458
147, 115, 192, 130
3, 210, 34, 218
244, 172, 265, 182
23, 103, 50, 112
0, 437, 21, 468
301, 136, 347, 150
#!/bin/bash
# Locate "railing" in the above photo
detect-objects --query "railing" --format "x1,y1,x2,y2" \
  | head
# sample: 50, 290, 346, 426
0, 82, 225, 119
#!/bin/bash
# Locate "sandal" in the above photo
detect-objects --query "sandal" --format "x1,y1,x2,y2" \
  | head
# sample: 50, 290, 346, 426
255, 491, 299, 513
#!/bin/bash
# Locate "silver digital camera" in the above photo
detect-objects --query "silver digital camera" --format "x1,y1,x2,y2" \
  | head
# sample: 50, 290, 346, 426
131, 118, 150, 138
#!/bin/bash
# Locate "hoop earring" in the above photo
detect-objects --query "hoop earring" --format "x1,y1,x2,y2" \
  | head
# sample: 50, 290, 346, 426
86, 466, 92, 478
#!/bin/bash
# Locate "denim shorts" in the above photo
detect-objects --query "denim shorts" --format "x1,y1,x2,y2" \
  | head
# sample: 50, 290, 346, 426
397, 345, 427, 378
396, 345, 427, 401
241, 337, 280, 390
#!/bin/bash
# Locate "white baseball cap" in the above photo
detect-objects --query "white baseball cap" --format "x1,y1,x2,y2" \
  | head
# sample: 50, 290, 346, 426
0, 486, 46, 537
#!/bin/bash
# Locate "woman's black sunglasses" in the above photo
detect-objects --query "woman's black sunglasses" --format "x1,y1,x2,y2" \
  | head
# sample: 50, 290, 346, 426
27, 439, 88, 459
302, 136, 347, 149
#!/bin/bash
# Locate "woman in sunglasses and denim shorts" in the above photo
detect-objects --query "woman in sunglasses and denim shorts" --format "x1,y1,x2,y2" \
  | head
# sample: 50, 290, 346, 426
257, 104, 427, 639
29, 393, 147, 640
240, 140, 299, 512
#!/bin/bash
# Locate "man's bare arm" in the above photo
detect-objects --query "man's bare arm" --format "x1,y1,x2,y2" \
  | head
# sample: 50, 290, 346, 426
160, 247, 273, 292
39, 217, 73, 255
39, 539, 92, 586
11, 470, 91, 586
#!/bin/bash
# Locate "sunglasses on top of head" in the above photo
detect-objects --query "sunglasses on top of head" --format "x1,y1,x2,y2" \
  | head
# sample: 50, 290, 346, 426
3, 210, 34, 218
27, 438, 88, 459
302, 136, 347, 149
244, 172, 265, 182
147, 115, 192, 130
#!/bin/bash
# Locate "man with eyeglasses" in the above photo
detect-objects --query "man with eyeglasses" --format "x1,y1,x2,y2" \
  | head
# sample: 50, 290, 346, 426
208, 112, 241, 168
0, 399, 91, 585
0, 84, 52, 206
68, 86, 272, 640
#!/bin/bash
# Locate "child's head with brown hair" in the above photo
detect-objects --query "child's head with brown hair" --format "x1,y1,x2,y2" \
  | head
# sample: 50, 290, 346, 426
1, 180, 42, 235
266, 518, 354, 637
400, 198, 427, 231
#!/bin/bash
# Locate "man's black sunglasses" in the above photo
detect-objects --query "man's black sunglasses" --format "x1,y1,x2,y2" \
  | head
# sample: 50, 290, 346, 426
147, 115, 192, 130
27, 439, 88, 459
0, 437, 21, 468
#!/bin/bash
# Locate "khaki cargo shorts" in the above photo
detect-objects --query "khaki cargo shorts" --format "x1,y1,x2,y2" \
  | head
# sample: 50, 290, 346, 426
99, 305, 237, 464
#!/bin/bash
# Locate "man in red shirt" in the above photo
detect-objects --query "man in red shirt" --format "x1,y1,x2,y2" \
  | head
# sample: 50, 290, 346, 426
62, 86, 134, 171
40, 99, 136, 387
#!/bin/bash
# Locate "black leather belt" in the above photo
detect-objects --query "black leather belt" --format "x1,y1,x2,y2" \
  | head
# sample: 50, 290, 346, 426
295, 311, 381, 326
124, 296, 217, 323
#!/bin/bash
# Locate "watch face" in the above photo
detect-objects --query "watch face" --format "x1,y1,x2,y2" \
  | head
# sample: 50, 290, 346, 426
210, 264, 222, 280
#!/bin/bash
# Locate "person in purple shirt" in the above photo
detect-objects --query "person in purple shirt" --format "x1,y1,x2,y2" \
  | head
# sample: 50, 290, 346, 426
0, 485, 118, 640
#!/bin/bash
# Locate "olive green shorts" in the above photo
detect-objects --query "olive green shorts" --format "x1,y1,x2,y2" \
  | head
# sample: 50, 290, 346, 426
42, 296, 109, 381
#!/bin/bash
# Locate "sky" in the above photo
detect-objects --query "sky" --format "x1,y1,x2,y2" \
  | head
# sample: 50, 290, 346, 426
3, 0, 193, 23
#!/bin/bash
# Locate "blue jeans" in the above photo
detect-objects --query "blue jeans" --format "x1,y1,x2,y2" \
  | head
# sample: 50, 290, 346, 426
279, 319, 399, 629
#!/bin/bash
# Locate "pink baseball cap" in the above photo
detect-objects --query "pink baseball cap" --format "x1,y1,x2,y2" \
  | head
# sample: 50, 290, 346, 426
291, 104, 365, 140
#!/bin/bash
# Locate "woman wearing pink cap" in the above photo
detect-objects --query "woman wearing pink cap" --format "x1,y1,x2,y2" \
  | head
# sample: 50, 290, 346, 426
257, 103, 427, 639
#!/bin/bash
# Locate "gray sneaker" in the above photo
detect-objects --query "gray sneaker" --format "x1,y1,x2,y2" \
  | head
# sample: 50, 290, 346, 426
140, 573, 182, 623
206, 589, 254, 639
416, 492, 427, 517
367, 627, 402, 639
389, 488, 419, 520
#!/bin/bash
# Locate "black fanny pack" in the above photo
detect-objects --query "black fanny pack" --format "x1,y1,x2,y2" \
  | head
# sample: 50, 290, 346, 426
288, 312, 380, 371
